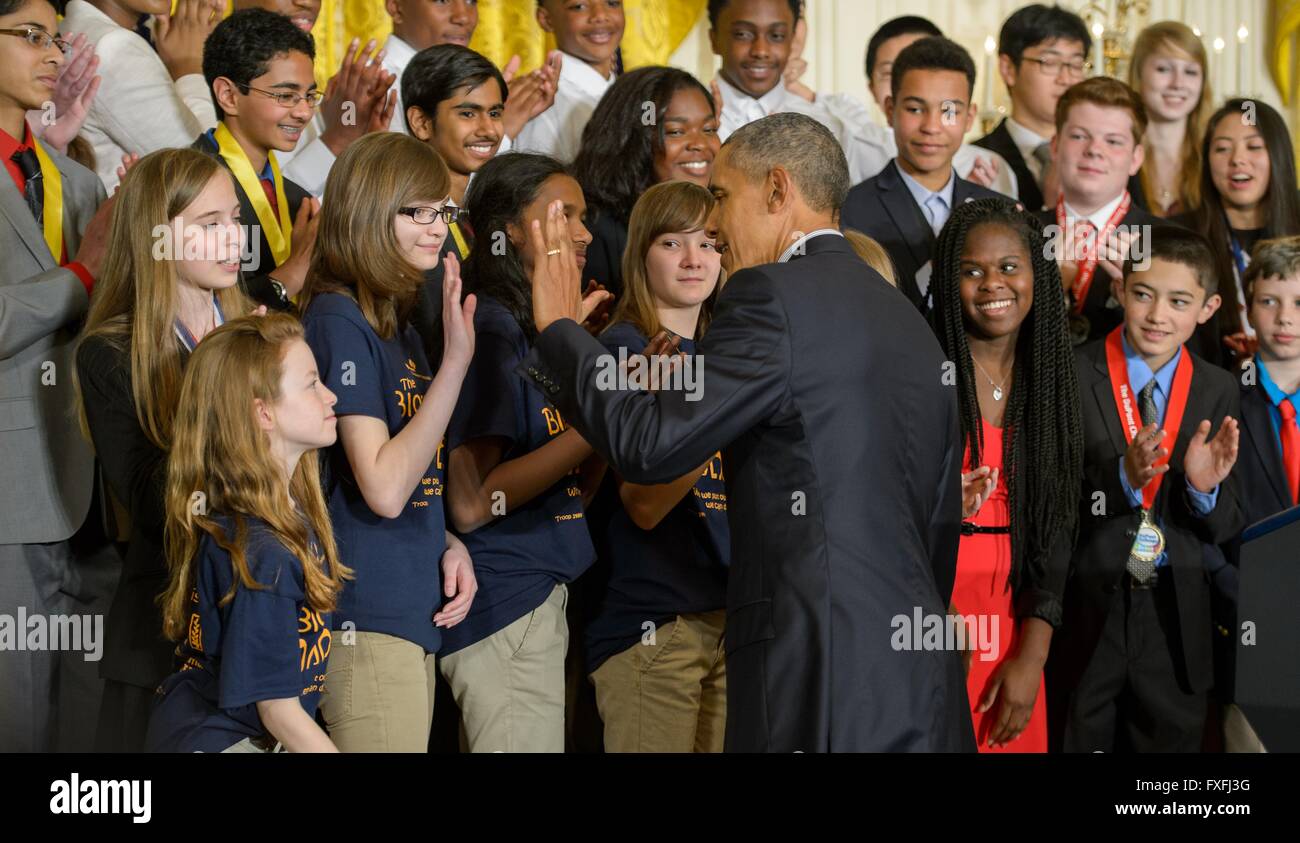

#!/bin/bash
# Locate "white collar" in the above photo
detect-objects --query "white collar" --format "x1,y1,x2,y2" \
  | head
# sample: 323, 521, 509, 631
716, 74, 790, 118
1005, 116, 1051, 159
777, 229, 843, 263
559, 51, 615, 100
1064, 192, 1126, 231
383, 35, 417, 74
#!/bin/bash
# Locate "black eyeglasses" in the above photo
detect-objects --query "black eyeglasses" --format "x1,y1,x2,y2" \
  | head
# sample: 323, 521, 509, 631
0, 27, 70, 54
398, 205, 462, 225
237, 83, 324, 108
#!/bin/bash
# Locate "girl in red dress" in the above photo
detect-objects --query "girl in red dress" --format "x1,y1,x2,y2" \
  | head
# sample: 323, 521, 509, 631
931, 198, 1084, 752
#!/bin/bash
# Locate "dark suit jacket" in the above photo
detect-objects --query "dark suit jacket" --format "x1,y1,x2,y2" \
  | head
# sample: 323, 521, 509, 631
974, 119, 1045, 212
1215, 377, 1294, 699
75, 334, 187, 689
191, 133, 308, 311
1051, 340, 1244, 701
520, 233, 974, 752
841, 161, 1001, 314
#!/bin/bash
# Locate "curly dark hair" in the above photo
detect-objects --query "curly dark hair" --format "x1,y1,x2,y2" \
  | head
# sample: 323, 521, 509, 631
571, 66, 715, 228
931, 197, 1083, 594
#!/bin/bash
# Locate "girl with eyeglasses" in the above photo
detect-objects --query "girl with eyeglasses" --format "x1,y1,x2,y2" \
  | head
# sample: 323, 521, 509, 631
298, 131, 479, 752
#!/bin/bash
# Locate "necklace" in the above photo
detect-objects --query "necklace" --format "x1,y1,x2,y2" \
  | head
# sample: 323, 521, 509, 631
972, 356, 1010, 401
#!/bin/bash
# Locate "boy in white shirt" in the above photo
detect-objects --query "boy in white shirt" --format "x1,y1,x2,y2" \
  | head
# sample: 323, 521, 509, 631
513, 0, 622, 163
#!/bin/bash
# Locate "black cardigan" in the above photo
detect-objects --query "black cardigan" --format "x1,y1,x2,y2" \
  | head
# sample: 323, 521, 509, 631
75, 334, 186, 690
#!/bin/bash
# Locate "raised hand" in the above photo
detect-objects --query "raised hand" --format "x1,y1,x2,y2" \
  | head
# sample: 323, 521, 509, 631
440, 251, 477, 372
155, 0, 222, 81
1123, 422, 1169, 492
320, 39, 397, 155
961, 465, 998, 518
36, 32, 99, 154
967, 155, 999, 189
528, 200, 609, 332
579, 280, 614, 336
1184, 416, 1240, 494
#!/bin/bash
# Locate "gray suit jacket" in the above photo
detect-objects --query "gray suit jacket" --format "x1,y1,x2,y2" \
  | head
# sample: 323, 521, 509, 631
0, 143, 106, 544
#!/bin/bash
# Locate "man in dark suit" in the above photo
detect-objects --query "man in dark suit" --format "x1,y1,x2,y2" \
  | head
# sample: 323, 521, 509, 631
842, 37, 1001, 314
973, 4, 1092, 212
517, 112, 974, 752
1051, 227, 1242, 752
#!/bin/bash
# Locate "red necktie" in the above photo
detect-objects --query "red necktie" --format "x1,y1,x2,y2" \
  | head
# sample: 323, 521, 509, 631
259, 177, 279, 219
1279, 398, 1300, 504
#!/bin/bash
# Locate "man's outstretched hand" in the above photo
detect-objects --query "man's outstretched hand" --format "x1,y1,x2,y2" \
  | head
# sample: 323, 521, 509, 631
528, 199, 612, 333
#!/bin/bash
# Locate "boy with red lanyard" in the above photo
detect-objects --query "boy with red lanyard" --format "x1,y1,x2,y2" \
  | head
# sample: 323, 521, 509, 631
1036, 78, 1163, 346
1050, 225, 1242, 751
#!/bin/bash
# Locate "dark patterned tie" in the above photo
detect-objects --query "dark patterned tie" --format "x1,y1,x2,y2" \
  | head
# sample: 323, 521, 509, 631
1127, 380, 1160, 583
11, 146, 43, 226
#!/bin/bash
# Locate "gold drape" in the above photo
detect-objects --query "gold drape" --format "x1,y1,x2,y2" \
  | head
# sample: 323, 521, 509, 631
1271, 0, 1300, 177
310, 0, 706, 83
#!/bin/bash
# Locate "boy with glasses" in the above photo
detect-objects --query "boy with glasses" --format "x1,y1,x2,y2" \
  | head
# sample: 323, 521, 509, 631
194, 8, 320, 309
974, 3, 1092, 212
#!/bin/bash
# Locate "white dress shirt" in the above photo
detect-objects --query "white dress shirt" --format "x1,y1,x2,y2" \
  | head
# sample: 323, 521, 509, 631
513, 52, 613, 163
1062, 191, 1126, 233
1005, 116, 1052, 186
777, 228, 843, 263
60, 0, 217, 192
383, 34, 418, 134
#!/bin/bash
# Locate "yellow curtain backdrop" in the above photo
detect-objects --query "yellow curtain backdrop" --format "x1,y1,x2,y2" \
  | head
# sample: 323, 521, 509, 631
309, 0, 707, 86
1271, 0, 1300, 176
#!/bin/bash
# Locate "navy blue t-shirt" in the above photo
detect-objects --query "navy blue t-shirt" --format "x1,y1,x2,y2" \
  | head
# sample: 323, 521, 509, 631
440, 294, 596, 655
302, 292, 447, 653
145, 516, 332, 753
583, 321, 730, 672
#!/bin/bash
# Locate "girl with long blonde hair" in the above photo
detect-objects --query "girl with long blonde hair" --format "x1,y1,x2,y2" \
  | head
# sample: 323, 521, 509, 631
1127, 22, 1213, 217
298, 131, 478, 752
74, 147, 257, 752
586, 180, 731, 752
147, 314, 349, 752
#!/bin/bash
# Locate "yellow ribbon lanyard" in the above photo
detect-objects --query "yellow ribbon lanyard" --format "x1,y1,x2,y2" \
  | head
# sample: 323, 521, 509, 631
213, 122, 292, 266
449, 220, 469, 260
29, 135, 63, 261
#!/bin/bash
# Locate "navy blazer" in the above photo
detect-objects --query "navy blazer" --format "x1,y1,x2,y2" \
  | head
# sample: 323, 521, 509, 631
841, 161, 1001, 314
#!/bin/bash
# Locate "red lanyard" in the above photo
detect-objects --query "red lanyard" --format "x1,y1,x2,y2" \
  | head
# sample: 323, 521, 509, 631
1104, 325, 1193, 510
1058, 191, 1131, 315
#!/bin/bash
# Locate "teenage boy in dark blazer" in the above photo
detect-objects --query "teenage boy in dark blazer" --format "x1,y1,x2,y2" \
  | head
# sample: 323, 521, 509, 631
841, 36, 1000, 315
974, 4, 1092, 212
1051, 225, 1243, 752
194, 9, 318, 310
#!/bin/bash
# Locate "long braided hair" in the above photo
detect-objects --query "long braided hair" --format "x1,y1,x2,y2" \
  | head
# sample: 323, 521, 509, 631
931, 197, 1083, 594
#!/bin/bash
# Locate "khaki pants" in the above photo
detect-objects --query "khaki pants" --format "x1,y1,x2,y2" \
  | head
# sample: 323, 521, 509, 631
320, 630, 437, 752
590, 609, 727, 753
439, 583, 568, 752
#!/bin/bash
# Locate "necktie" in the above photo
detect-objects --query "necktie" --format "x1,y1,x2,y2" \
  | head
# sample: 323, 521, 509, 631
1279, 399, 1300, 504
259, 177, 280, 219
1138, 379, 1158, 426
1032, 142, 1052, 186
1127, 379, 1161, 583
925, 193, 949, 235
10, 146, 42, 226
1074, 219, 1096, 263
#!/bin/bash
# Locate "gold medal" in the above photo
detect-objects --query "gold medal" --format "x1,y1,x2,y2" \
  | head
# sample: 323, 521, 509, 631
1129, 509, 1165, 563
